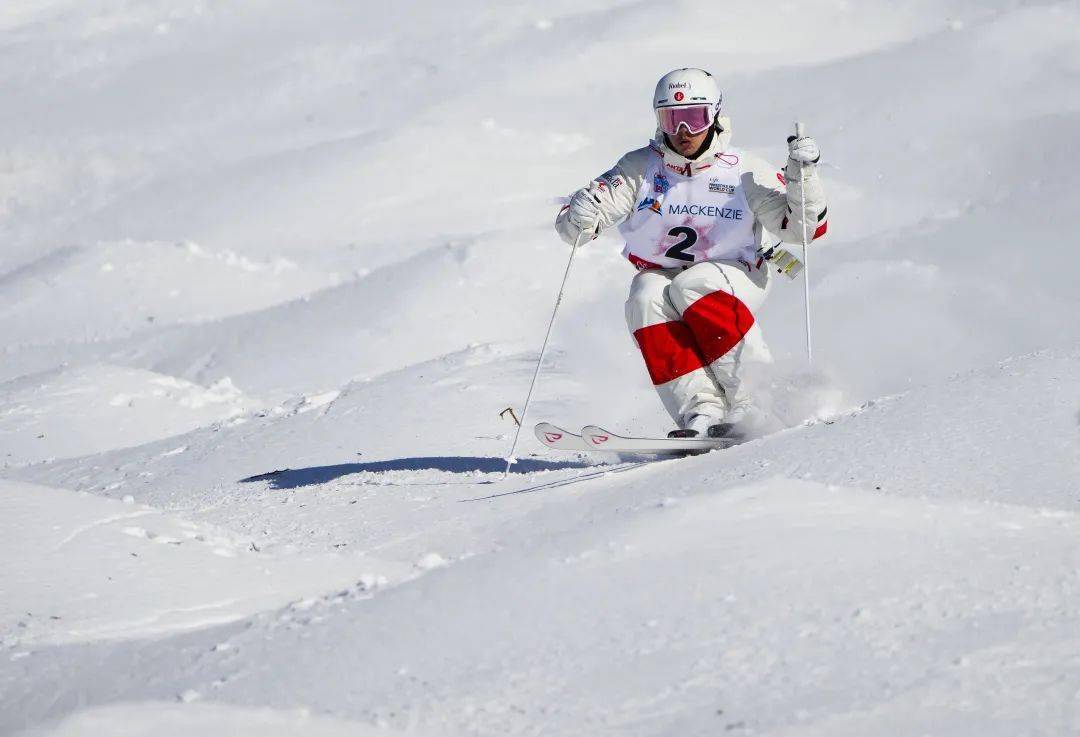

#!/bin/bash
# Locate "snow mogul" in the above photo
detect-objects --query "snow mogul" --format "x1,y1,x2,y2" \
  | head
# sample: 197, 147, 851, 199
556, 68, 827, 441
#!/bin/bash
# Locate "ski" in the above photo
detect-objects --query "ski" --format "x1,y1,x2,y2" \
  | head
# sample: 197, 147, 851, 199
580, 425, 731, 454
534, 422, 591, 451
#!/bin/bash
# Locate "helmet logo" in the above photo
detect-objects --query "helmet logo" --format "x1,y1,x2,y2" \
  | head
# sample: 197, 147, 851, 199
674, 91, 685, 102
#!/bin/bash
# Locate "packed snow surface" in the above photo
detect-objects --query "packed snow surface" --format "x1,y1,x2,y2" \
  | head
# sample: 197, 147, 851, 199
2, 0, 1079, 735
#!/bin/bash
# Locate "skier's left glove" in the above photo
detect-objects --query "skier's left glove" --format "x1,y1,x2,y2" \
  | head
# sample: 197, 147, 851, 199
785, 132, 821, 180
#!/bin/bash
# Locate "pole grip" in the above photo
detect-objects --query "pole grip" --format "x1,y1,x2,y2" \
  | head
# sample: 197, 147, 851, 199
795, 121, 805, 139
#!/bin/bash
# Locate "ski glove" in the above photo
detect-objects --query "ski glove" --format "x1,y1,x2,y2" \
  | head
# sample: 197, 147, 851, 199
566, 185, 604, 240
787, 133, 820, 164
786, 129, 816, 182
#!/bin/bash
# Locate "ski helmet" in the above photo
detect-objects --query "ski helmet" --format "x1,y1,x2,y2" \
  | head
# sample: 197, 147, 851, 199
652, 68, 722, 135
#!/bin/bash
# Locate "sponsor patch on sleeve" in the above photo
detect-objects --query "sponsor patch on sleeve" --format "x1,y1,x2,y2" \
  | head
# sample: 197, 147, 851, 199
599, 168, 624, 189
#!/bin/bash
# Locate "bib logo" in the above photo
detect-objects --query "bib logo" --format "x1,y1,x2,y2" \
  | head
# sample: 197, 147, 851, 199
708, 179, 736, 194
636, 197, 663, 215
668, 203, 743, 220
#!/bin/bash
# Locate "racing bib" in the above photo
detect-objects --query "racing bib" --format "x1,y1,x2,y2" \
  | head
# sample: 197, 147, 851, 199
618, 148, 757, 269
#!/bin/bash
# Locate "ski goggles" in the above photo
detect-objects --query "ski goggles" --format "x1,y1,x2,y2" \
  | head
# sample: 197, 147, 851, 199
656, 104, 714, 136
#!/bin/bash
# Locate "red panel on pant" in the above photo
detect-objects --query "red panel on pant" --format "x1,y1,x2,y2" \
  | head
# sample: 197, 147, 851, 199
681, 289, 755, 364
632, 321, 707, 386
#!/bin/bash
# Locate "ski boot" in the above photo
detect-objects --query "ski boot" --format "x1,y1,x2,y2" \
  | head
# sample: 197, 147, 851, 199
707, 404, 770, 443
668, 413, 719, 439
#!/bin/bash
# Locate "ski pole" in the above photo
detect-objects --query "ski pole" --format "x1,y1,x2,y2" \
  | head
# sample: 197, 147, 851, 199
503, 228, 589, 476
795, 121, 813, 364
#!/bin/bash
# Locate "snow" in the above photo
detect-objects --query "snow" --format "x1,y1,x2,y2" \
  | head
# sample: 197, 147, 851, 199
2, 0, 1080, 735
0, 364, 253, 465
0, 239, 335, 348
0, 479, 380, 647
16, 702, 410, 737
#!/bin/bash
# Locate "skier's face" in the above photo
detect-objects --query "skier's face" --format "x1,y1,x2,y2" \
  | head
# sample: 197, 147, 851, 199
669, 125, 709, 157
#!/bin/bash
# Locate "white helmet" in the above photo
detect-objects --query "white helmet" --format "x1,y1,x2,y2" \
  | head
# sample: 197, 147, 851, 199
652, 68, 722, 135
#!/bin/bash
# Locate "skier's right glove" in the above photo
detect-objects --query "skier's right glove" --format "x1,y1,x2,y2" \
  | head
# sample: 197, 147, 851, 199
566, 185, 604, 240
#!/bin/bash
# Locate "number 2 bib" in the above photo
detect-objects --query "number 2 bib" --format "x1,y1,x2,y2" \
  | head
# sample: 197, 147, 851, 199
618, 147, 757, 270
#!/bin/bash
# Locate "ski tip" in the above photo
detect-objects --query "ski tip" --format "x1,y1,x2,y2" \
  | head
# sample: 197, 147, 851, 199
534, 423, 562, 444
580, 425, 615, 448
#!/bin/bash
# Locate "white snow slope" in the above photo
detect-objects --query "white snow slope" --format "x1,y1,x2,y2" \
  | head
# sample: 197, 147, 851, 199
2, 1, 1079, 735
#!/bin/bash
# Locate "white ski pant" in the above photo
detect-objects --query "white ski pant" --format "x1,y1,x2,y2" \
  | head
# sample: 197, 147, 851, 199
624, 259, 770, 427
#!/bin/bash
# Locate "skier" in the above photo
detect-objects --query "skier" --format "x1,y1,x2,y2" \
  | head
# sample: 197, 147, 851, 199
556, 68, 827, 440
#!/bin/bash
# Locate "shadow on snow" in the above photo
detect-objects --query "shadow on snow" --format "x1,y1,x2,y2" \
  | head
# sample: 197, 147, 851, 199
240, 456, 592, 490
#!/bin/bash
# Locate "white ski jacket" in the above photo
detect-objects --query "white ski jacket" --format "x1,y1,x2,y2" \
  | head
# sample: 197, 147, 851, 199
556, 116, 828, 258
